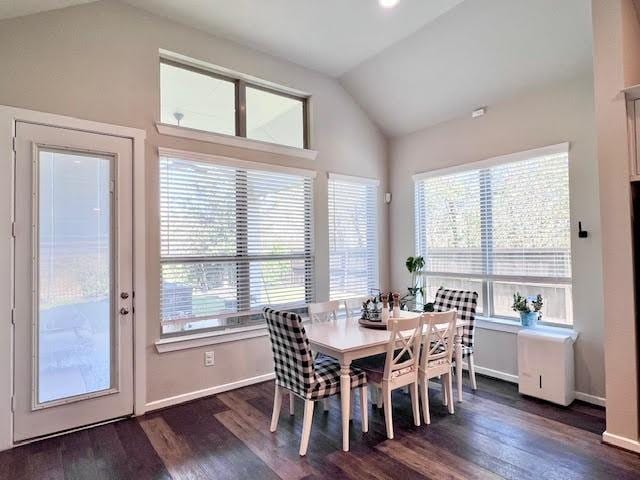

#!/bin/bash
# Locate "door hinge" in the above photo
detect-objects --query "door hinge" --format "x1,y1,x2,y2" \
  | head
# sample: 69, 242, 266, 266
110, 180, 115, 193
11, 221, 16, 238
10, 396, 15, 412
10, 307, 15, 325
11, 137, 16, 153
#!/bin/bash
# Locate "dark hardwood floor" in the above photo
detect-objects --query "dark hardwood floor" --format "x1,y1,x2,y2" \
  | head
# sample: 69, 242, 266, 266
1, 374, 638, 480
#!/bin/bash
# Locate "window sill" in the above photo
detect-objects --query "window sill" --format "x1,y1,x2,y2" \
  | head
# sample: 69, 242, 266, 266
475, 316, 577, 337
155, 122, 319, 161
155, 324, 269, 353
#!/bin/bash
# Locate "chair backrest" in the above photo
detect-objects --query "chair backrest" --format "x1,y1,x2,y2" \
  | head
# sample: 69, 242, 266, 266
420, 310, 457, 371
308, 300, 340, 323
343, 296, 369, 319
433, 287, 478, 349
382, 316, 425, 384
263, 308, 315, 398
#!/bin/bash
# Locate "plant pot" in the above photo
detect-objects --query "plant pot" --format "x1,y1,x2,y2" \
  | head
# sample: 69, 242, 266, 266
520, 311, 539, 328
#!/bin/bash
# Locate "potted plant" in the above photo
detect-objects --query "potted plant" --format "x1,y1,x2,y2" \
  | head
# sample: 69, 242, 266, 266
405, 256, 425, 309
511, 293, 543, 327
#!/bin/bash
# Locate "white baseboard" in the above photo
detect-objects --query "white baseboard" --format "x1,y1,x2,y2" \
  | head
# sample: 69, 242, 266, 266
469, 364, 606, 407
145, 372, 275, 412
574, 391, 606, 407
472, 365, 519, 384
603, 431, 640, 454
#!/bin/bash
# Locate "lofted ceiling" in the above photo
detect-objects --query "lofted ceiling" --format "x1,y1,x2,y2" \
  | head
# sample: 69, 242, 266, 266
341, 0, 594, 136
122, 0, 464, 77
0, 0, 96, 20
3, 0, 594, 137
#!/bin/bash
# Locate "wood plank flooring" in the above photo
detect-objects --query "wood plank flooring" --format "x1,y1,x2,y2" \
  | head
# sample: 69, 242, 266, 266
1, 374, 638, 480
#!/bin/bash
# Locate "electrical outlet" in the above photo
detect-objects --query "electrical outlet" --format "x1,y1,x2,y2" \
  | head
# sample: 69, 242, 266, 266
204, 351, 215, 366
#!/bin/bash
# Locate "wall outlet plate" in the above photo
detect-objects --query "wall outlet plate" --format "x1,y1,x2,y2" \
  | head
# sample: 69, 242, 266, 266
205, 351, 215, 366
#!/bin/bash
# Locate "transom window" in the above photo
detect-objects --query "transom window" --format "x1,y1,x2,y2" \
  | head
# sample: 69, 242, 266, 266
414, 144, 573, 325
328, 174, 379, 299
159, 150, 315, 335
160, 58, 309, 149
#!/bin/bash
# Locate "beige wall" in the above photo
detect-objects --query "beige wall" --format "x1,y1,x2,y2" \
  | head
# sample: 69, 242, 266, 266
0, 0, 389, 403
389, 74, 606, 398
592, 0, 639, 445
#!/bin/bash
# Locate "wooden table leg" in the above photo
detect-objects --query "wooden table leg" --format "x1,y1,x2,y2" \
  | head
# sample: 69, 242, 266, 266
455, 327, 463, 402
340, 362, 352, 452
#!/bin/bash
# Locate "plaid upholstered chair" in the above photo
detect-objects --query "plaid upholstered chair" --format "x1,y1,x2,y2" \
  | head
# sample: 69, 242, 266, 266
263, 307, 368, 456
433, 287, 479, 391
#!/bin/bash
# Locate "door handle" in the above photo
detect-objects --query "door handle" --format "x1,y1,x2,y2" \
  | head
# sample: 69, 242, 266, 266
120, 307, 130, 315
120, 292, 130, 299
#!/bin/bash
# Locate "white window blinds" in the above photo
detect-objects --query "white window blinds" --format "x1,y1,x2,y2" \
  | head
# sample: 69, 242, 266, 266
414, 145, 573, 324
328, 174, 379, 300
160, 151, 314, 334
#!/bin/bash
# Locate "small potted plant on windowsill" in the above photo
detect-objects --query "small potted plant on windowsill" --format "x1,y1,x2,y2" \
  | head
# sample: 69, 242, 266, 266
512, 293, 543, 328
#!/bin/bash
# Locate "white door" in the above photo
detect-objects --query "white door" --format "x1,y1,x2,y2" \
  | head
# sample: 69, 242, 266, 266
13, 122, 134, 442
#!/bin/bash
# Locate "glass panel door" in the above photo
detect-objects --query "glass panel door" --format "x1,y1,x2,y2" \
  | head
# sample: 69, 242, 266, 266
13, 121, 133, 442
37, 149, 114, 405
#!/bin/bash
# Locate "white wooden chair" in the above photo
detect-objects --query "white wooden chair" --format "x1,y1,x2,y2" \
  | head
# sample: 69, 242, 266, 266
353, 315, 424, 439
419, 309, 457, 424
308, 300, 340, 322
263, 308, 368, 456
343, 296, 369, 319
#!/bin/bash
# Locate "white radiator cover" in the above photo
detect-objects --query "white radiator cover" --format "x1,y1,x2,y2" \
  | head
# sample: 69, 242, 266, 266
517, 328, 578, 406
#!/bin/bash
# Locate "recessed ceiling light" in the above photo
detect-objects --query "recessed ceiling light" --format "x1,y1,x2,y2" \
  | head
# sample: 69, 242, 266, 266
379, 0, 399, 8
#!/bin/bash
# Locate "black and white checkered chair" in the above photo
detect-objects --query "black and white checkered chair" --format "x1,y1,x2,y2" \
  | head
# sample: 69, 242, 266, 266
433, 287, 479, 391
263, 307, 368, 456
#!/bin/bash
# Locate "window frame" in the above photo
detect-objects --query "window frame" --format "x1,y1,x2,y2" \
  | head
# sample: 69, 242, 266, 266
413, 143, 573, 327
160, 58, 310, 149
158, 147, 316, 338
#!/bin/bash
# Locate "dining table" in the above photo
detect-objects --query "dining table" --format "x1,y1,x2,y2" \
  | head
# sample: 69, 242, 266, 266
304, 310, 470, 452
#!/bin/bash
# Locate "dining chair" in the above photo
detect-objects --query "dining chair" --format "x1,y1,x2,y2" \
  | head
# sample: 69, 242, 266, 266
419, 309, 457, 424
432, 287, 479, 390
352, 315, 424, 439
263, 307, 368, 456
308, 300, 341, 322
343, 296, 369, 319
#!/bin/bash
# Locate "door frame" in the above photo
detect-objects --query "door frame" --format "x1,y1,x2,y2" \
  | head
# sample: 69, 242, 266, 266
0, 106, 147, 450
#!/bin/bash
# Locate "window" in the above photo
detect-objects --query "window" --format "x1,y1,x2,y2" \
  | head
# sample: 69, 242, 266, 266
328, 174, 379, 300
159, 150, 315, 335
160, 58, 308, 149
414, 145, 572, 325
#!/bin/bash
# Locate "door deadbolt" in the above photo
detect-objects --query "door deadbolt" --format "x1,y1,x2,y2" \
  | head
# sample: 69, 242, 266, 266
120, 292, 130, 299
120, 307, 130, 315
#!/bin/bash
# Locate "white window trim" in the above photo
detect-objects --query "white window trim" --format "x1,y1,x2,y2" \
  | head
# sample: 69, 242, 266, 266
412, 142, 569, 182
327, 172, 380, 185
157, 146, 317, 178
156, 123, 318, 161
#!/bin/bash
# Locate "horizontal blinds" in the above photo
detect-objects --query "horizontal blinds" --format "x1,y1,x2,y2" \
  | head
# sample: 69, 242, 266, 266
415, 151, 571, 282
329, 176, 379, 299
160, 155, 314, 327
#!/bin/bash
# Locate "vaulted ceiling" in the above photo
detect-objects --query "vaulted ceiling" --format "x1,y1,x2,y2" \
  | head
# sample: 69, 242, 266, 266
2, 0, 594, 137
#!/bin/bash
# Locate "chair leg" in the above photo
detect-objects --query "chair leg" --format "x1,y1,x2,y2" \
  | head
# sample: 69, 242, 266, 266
289, 392, 295, 415
420, 379, 431, 425
442, 376, 448, 407
270, 384, 283, 432
299, 400, 315, 456
468, 353, 478, 391
377, 387, 384, 409
360, 386, 368, 432
383, 385, 393, 439
446, 373, 455, 415
409, 382, 420, 427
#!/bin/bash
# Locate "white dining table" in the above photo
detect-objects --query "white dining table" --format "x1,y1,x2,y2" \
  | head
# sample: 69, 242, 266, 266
304, 310, 469, 452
